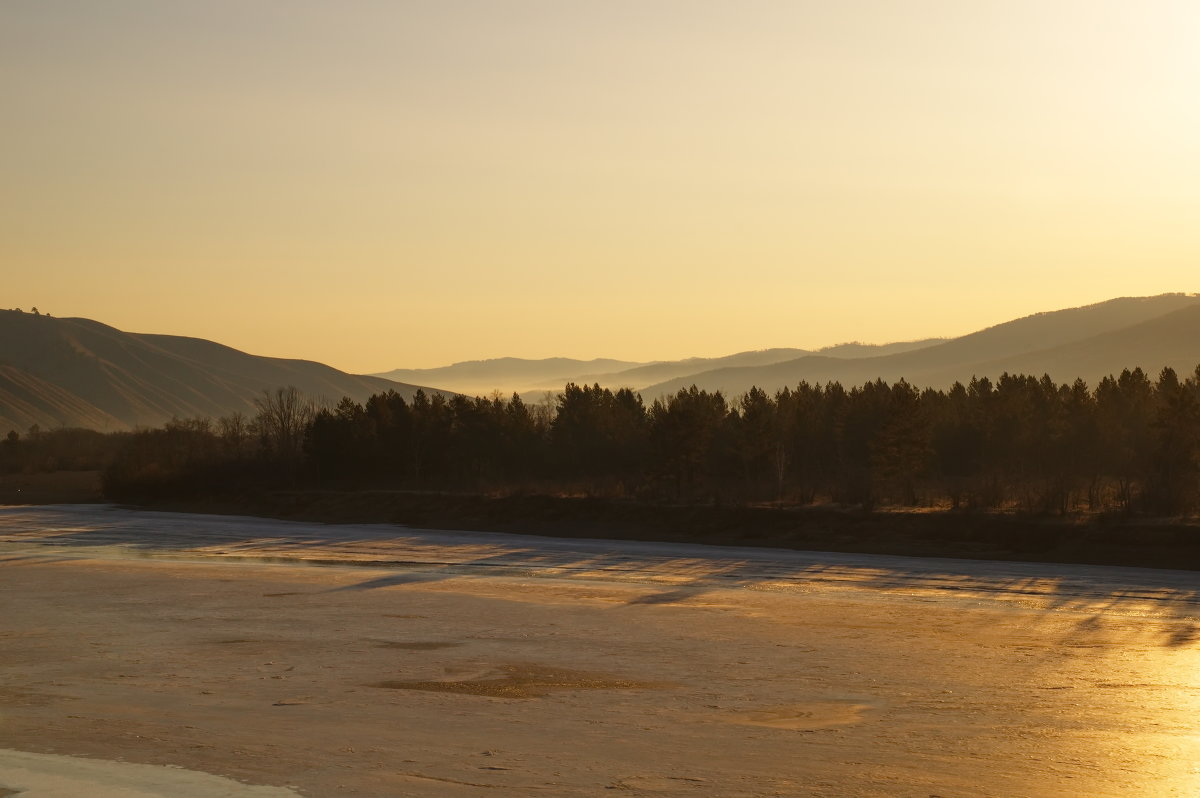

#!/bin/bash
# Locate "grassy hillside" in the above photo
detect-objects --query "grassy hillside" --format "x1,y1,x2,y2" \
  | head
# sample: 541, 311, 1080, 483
0, 311, 443, 430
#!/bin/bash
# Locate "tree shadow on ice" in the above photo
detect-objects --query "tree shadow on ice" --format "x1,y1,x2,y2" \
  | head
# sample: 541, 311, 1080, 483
1164, 622, 1199, 647
327, 571, 451, 592
4, 505, 1198, 648
607, 556, 1200, 648
626, 587, 710, 605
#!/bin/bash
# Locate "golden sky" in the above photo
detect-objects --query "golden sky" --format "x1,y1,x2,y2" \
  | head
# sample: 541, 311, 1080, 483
3, 1, 1198, 372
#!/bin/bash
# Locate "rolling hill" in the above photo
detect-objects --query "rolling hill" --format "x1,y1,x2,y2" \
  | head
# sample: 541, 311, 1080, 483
639, 294, 1200, 397
0, 311, 443, 432
372, 294, 1199, 400
7, 293, 1196, 432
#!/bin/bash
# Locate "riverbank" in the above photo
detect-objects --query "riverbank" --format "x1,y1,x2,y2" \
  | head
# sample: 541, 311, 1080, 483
139, 488, 1200, 571
6, 469, 1197, 571
0, 469, 101, 504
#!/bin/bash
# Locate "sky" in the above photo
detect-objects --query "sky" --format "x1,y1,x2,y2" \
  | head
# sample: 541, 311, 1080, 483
3, 1, 1198, 373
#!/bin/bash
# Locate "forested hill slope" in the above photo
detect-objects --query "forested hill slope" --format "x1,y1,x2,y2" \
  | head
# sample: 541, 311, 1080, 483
640, 294, 1200, 397
0, 311, 442, 432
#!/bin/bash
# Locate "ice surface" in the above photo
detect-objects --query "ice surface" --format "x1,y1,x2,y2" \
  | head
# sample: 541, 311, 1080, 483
1, 504, 1198, 797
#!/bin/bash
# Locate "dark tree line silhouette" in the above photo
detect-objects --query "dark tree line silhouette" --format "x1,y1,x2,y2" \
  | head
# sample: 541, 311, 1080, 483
86, 365, 1200, 515
1, 426, 122, 474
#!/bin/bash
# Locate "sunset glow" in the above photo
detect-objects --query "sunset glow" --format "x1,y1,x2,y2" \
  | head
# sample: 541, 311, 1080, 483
3, 1, 1198, 371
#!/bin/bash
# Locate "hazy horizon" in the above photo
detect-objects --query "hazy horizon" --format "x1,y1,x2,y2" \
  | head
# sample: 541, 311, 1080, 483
5, 1, 1199, 372
9, 293, 1192, 377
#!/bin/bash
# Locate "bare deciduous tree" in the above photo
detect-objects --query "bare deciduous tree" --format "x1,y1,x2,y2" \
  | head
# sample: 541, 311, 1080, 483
218, 412, 250, 458
253, 386, 315, 459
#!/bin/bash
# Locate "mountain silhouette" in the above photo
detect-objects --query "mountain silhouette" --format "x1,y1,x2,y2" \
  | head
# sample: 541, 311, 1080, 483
374, 341, 944, 396
0, 311, 443, 431
640, 294, 1200, 397
6, 294, 1197, 432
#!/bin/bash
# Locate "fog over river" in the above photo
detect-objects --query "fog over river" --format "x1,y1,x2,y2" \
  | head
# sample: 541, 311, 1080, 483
1, 505, 1198, 797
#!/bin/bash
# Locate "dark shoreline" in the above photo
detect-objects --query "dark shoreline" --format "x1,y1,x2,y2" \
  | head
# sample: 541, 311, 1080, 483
138, 489, 1200, 572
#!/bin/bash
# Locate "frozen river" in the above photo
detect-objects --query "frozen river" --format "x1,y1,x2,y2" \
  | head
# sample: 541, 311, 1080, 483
1, 504, 1198, 796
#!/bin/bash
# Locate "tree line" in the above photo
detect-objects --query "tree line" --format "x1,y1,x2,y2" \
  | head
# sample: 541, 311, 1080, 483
80, 365, 1200, 515
1, 425, 122, 474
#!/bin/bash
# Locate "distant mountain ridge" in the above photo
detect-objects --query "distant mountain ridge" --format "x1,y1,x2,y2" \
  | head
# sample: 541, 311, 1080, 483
0, 311, 443, 432
374, 340, 945, 396
640, 294, 1200, 397
376, 293, 1200, 399
6, 293, 1197, 432
555, 340, 946, 394
375, 357, 644, 398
